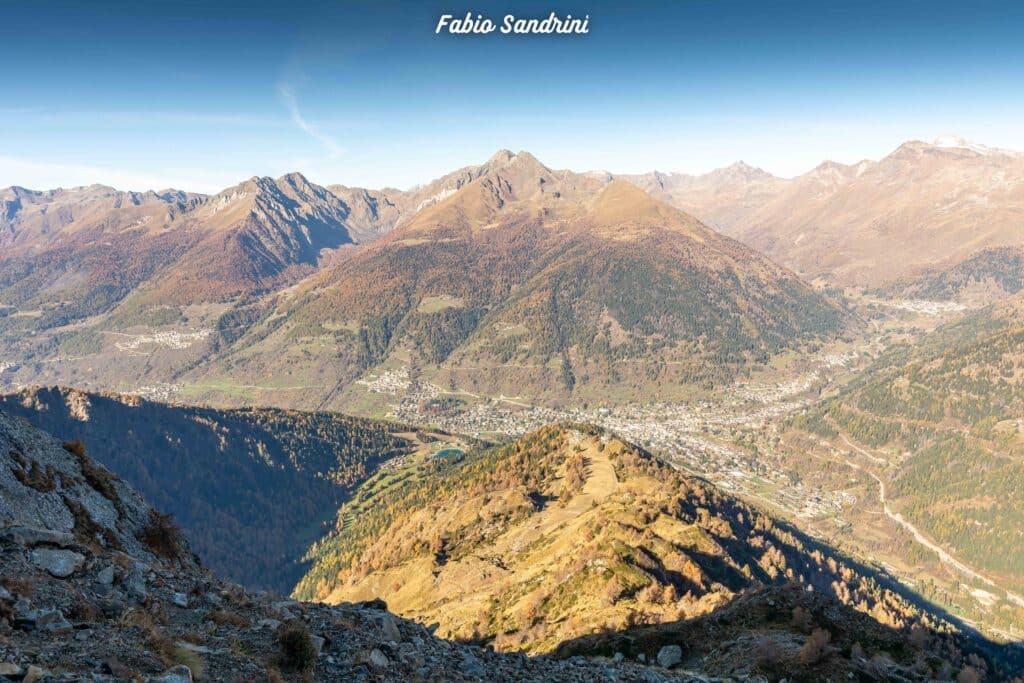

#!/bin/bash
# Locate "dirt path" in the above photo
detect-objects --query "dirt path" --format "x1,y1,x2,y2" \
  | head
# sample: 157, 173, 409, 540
328, 435, 623, 624
839, 432, 1024, 607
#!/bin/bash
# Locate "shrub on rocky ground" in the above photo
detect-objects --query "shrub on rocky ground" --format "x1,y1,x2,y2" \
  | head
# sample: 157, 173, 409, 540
139, 510, 186, 560
277, 623, 317, 672
799, 627, 832, 666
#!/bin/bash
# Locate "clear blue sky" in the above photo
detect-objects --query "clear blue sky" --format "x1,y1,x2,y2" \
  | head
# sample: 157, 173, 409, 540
2, 0, 1023, 192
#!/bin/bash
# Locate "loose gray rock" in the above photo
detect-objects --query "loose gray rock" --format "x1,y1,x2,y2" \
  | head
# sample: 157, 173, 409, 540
461, 652, 487, 679
656, 645, 683, 669
96, 565, 115, 586
357, 648, 390, 669
147, 665, 194, 683
171, 592, 189, 608
0, 663, 25, 677
272, 599, 299, 621
398, 642, 424, 667
256, 618, 282, 630
311, 635, 326, 657
12, 598, 35, 623
30, 548, 85, 578
22, 665, 49, 683
1, 526, 75, 548
377, 612, 402, 642
175, 642, 216, 655
35, 609, 73, 634
123, 564, 148, 603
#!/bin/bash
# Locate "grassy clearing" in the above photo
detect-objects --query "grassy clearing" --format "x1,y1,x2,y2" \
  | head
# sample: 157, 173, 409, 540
417, 295, 466, 313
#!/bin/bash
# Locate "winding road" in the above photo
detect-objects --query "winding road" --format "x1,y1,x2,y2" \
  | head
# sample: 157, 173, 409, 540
839, 433, 1024, 608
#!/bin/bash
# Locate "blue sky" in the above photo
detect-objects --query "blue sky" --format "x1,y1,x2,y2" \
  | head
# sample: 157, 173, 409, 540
2, 0, 1023, 192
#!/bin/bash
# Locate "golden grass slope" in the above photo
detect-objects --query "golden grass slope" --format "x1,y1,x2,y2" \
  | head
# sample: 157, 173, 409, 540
295, 425, 975, 664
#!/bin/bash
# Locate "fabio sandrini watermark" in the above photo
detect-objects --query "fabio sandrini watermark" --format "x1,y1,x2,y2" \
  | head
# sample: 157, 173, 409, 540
435, 12, 590, 35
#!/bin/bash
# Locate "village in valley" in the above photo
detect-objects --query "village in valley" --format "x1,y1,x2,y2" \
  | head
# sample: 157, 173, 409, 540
355, 347, 865, 523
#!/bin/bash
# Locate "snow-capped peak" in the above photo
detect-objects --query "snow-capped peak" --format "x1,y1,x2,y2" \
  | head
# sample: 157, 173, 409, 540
931, 134, 1012, 156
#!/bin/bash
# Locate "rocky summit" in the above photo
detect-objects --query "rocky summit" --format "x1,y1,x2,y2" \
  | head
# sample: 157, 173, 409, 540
0, 409, 775, 682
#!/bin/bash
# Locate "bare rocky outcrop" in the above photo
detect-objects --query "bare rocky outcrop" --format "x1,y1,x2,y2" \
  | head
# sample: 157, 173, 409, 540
0, 411, 161, 562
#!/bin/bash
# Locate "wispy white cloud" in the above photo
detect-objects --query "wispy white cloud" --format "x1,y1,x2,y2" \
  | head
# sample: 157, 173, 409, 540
277, 83, 344, 159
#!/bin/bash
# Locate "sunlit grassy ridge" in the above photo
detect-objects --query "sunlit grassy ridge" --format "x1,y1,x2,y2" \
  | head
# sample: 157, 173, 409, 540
296, 424, 971, 667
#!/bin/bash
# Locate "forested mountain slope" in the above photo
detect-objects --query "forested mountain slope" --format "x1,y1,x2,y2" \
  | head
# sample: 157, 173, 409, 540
790, 293, 1024, 594
1, 406, 757, 682
196, 156, 846, 409
885, 246, 1024, 305
0, 386, 416, 591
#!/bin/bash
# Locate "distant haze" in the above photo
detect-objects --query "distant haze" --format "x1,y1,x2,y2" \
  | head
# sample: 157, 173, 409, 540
2, 0, 1023, 192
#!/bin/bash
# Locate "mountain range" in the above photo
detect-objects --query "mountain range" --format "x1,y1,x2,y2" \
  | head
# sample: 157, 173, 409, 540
1, 141, 1017, 418
1, 148, 854, 409
726, 138, 1024, 290
195, 152, 844, 410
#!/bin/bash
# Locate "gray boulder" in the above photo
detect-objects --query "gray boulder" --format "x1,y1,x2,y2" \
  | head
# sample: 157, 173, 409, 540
30, 547, 85, 578
1, 526, 75, 547
0, 663, 25, 677
377, 612, 403, 642
123, 564, 148, 603
96, 564, 116, 586
656, 644, 683, 669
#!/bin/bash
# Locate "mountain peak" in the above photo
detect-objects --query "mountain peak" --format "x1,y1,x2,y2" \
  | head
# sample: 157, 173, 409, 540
589, 179, 692, 229
888, 136, 1015, 160
483, 149, 545, 172
219, 172, 316, 200
704, 160, 777, 183
930, 134, 1014, 156
933, 133, 974, 148
277, 170, 313, 187
486, 148, 517, 165
812, 159, 851, 172
597, 178, 658, 202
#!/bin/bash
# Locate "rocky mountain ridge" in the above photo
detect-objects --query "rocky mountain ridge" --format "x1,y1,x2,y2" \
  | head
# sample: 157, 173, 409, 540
0, 407, 844, 682
727, 137, 1024, 288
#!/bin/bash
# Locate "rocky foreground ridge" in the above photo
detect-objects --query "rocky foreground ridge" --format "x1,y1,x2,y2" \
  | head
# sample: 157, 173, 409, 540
0, 409, 786, 682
